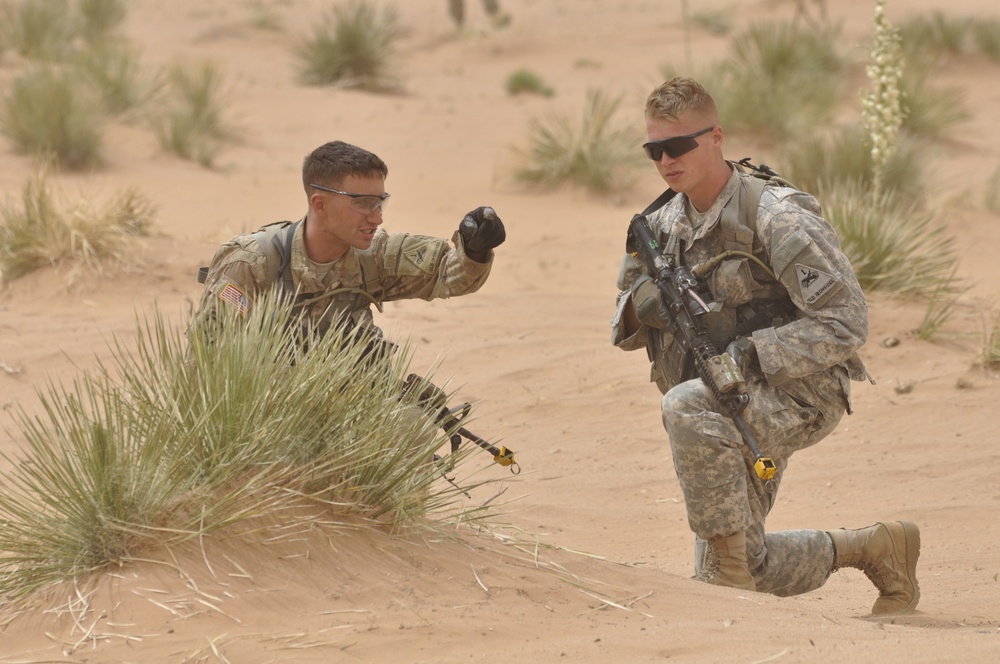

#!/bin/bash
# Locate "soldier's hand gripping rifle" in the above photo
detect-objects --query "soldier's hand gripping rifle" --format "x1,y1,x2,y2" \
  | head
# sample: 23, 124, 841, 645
402, 374, 519, 475
627, 215, 776, 481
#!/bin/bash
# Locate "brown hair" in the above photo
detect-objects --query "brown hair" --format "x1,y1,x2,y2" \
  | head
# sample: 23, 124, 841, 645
645, 76, 718, 123
302, 141, 388, 194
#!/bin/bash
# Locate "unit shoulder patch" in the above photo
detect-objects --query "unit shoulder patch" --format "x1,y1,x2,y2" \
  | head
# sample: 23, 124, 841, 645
397, 236, 445, 276
795, 263, 837, 305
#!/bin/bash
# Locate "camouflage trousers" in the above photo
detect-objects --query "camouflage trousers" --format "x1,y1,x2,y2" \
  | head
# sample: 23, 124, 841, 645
661, 364, 851, 596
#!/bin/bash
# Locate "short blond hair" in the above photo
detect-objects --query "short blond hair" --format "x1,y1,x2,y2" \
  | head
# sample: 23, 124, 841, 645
645, 76, 718, 123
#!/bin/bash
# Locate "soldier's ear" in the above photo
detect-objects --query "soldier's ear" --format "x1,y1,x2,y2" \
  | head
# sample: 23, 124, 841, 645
310, 192, 327, 213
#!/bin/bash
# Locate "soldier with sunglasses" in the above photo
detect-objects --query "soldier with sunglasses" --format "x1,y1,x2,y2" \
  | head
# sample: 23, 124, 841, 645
190, 140, 505, 346
611, 77, 920, 615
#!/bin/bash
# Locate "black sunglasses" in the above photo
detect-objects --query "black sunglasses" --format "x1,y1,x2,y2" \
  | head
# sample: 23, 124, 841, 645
642, 126, 714, 161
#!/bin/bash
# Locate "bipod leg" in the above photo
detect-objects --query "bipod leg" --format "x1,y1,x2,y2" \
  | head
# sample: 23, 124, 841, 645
432, 453, 471, 499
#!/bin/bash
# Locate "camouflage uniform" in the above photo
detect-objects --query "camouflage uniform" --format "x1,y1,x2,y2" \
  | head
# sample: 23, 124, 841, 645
611, 169, 870, 596
190, 218, 492, 340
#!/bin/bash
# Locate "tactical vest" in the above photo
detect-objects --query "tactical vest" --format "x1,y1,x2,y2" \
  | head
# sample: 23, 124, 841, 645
645, 161, 798, 393
253, 220, 388, 337
197, 220, 386, 337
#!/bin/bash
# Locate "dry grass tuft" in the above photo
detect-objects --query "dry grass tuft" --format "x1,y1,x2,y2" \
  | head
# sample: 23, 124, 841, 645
513, 89, 645, 196
0, 166, 154, 284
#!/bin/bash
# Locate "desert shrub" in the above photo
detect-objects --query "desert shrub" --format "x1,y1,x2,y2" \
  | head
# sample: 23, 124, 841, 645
77, 0, 127, 43
708, 20, 843, 136
0, 167, 153, 283
820, 182, 959, 298
1, 0, 77, 61
152, 61, 238, 167
0, 65, 105, 170
970, 19, 1000, 61
0, 292, 480, 599
980, 309, 1000, 368
779, 125, 924, 201
899, 62, 970, 138
75, 41, 155, 116
984, 164, 1000, 213
914, 268, 965, 341
296, 0, 403, 92
514, 89, 645, 195
898, 11, 972, 59
505, 69, 554, 97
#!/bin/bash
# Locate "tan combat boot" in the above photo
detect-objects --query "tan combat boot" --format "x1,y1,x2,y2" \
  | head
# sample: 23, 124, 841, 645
827, 521, 920, 615
693, 532, 756, 591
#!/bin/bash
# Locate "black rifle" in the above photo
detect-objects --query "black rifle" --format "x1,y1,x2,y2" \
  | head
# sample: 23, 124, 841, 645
301, 322, 519, 475
627, 214, 776, 481
402, 374, 519, 474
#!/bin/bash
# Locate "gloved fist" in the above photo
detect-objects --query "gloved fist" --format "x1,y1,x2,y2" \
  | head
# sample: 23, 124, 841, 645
726, 336, 757, 377
630, 274, 671, 329
459, 206, 505, 254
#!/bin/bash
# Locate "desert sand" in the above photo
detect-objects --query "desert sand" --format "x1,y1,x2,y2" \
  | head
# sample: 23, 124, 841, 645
1, 0, 999, 662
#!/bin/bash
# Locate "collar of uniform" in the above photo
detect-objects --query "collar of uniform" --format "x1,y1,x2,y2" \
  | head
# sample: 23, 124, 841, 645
289, 219, 365, 293
681, 168, 742, 241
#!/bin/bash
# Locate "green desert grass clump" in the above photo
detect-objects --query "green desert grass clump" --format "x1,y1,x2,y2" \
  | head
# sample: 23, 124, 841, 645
899, 11, 1000, 63
1, 0, 128, 60
779, 125, 924, 200
898, 63, 971, 139
1, 0, 77, 61
296, 0, 403, 92
0, 167, 153, 283
820, 182, 959, 299
979, 310, 1000, 368
970, 19, 1000, 61
77, 0, 128, 44
984, 164, 1000, 213
514, 89, 645, 195
0, 293, 484, 600
74, 41, 157, 117
707, 20, 843, 136
899, 11, 973, 59
0, 65, 105, 170
505, 69, 554, 97
152, 61, 238, 167
914, 267, 965, 341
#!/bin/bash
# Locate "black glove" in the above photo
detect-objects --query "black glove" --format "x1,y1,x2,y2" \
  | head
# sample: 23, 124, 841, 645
459, 206, 505, 254
726, 336, 757, 377
630, 275, 670, 328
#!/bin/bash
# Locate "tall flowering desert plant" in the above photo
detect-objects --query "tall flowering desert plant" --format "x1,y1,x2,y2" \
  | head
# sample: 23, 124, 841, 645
861, 0, 907, 198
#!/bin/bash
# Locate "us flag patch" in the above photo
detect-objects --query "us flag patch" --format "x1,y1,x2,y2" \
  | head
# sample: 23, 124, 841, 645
219, 282, 252, 316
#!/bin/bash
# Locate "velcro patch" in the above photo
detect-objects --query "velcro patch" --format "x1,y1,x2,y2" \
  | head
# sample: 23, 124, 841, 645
401, 239, 442, 275
795, 263, 837, 305
219, 282, 252, 316
404, 245, 429, 267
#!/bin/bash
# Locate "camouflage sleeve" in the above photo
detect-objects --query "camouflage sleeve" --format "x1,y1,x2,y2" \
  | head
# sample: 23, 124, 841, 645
373, 229, 492, 301
611, 252, 649, 350
187, 237, 268, 341
752, 189, 869, 386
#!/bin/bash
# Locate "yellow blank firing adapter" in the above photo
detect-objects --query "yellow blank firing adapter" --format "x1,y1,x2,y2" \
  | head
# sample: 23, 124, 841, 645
493, 446, 520, 474
754, 456, 777, 481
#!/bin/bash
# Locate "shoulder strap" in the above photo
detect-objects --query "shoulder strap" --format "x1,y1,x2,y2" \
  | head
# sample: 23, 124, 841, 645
196, 219, 298, 286
641, 187, 678, 217
718, 172, 767, 253
253, 220, 298, 294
